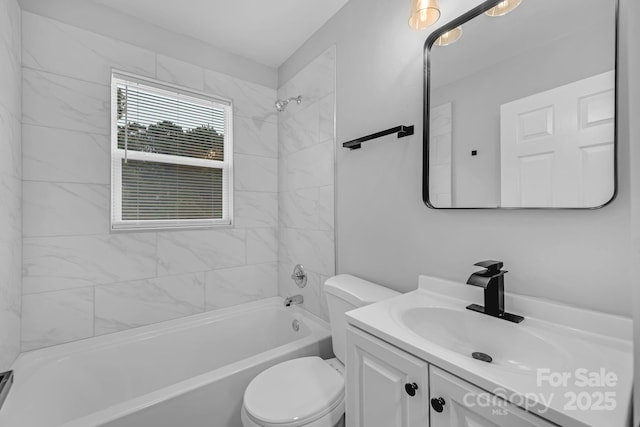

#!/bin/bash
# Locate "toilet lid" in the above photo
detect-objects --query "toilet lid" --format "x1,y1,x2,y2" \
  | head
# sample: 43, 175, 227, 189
244, 357, 344, 426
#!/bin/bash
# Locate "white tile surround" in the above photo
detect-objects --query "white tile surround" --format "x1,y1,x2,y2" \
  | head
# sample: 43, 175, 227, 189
277, 48, 336, 320
20, 12, 281, 351
0, 0, 22, 370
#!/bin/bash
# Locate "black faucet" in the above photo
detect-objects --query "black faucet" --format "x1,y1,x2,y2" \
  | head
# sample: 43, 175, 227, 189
466, 260, 523, 323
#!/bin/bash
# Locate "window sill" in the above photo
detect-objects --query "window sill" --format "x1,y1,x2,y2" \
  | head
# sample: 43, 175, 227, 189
110, 220, 234, 233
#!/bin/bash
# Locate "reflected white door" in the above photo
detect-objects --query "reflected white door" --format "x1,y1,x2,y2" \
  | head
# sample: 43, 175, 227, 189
500, 71, 615, 207
429, 102, 452, 207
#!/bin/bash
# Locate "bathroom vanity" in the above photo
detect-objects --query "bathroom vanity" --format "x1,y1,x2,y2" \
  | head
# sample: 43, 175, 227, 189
344, 276, 632, 427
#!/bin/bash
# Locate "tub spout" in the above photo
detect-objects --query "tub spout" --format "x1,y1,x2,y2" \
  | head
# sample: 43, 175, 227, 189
284, 295, 303, 307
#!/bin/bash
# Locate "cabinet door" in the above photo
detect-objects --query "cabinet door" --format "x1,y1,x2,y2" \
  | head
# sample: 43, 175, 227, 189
346, 326, 429, 427
429, 366, 555, 427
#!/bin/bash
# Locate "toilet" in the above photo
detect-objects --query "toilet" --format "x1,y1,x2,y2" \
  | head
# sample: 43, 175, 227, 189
240, 274, 399, 427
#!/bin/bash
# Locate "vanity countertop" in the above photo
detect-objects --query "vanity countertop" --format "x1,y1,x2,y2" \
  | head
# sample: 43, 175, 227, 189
345, 275, 633, 427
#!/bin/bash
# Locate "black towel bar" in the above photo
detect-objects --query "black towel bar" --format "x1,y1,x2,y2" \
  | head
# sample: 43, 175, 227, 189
342, 125, 414, 150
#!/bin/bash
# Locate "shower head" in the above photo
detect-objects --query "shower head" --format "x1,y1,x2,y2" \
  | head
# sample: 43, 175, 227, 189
275, 95, 302, 112
275, 99, 287, 112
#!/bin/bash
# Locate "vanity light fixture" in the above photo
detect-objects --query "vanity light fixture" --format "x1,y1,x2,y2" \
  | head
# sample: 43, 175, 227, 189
409, 0, 441, 30
434, 26, 462, 46
484, 0, 522, 17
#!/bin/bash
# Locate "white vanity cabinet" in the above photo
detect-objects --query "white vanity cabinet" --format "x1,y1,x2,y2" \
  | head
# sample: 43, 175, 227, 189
346, 326, 555, 427
429, 366, 555, 427
346, 326, 429, 427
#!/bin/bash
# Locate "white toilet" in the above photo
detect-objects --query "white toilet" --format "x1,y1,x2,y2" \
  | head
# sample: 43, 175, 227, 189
240, 274, 399, 427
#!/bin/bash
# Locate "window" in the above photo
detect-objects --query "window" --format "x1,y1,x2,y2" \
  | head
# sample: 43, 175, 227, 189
110, 72, 233, 230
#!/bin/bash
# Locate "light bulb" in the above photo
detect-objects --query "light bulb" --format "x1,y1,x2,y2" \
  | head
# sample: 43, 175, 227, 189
485, 0, 523, 17
434, 27, 463, 46
409, 0, 441, 30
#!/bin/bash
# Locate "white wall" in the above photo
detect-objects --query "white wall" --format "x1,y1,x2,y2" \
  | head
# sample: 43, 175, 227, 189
625, 0, 640, 420
0, 0, 22, 370
277, 48, 336, 320
279, 0, 632, 316
21, 12, 279, 351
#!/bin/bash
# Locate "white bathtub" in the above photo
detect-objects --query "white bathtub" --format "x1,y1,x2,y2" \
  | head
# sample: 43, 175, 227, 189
0, 297, 332, 427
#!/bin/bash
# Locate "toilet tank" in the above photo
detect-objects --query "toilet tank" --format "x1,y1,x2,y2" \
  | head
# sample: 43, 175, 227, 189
324, 274, 399, 363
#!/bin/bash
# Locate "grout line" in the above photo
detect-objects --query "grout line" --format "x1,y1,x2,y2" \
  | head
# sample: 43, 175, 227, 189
277, 136, 335, 159
22, 259, 281, 298
22, 285, 95, 297
233, 150, 278, 160
22, 179, 109, 186
21, 65, 113, 88
20, 121, 110, 137
22, 225, 268, 239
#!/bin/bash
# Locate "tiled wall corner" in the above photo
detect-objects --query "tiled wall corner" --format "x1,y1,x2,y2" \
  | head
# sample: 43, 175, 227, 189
277, 47, 336, 320
0, 0, 22, 370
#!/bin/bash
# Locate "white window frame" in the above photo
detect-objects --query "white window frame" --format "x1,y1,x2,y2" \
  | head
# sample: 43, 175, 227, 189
110, 70, 234, 231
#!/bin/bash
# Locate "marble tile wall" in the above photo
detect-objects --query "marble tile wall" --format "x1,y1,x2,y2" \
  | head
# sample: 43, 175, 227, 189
0, 0, 21, 370
21, 12, 279, 351
277, 48, 336, 320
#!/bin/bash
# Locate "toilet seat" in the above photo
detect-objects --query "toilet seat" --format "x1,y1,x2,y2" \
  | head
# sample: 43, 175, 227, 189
243, 357, 344, 427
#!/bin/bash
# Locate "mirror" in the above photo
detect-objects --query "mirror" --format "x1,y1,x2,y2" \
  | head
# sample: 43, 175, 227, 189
424, 0, 617, 209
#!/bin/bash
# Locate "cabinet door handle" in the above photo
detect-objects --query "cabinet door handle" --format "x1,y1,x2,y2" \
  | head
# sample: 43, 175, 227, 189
404, 382, 419, 397
431, 397, 446, 413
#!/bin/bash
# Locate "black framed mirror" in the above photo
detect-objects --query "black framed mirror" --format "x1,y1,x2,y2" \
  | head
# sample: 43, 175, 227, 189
423, 0, 618, 209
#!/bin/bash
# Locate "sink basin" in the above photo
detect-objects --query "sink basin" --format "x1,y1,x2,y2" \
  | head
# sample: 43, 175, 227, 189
400, 307, 570, 373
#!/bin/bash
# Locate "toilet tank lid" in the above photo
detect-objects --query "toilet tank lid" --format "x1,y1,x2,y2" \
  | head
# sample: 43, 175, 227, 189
324, 274, 400, 307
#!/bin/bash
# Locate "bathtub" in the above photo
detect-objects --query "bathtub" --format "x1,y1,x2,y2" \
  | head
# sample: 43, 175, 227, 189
0, 297, 332, 427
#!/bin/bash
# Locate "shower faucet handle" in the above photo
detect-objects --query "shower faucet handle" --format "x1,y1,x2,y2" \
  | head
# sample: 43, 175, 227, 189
291, 264, 307, 288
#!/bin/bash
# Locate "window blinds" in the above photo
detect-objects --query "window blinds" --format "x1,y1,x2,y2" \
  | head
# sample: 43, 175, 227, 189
111, 72, 233, 230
